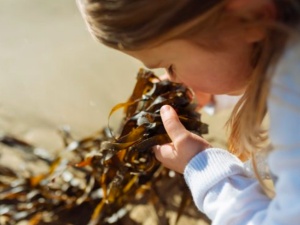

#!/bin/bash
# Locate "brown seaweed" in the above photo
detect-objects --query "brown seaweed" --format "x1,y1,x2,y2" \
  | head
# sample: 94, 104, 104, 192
0, 69, 209, 225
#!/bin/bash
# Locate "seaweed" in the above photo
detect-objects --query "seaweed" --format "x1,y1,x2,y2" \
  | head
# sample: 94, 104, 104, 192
0, 69, 209, 225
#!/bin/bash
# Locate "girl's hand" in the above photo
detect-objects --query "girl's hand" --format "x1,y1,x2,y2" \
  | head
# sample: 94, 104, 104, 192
154, 105, 211, 173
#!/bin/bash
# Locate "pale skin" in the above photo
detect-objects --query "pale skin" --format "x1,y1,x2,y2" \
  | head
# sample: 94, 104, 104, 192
123, 0, 274, 173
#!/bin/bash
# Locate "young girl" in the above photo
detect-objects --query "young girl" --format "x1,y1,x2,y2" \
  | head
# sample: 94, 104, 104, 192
77, 0, 300, 224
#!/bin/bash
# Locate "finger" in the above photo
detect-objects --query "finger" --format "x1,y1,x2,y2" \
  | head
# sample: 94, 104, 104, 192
153, 144, 176, 163
153, 144, 185, 173
160, 105, 189, 145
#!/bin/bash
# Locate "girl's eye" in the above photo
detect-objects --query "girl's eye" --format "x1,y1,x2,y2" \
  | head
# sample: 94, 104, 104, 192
167, 65, 176, 80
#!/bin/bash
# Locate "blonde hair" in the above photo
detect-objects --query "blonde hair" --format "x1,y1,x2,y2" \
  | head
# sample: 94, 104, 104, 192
77, 0, 300, 161
76, 0, 227, 49
227, 1, 300, 160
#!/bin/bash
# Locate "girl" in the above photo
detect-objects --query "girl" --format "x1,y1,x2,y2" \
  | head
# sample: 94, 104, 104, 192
77, 0, 300, 224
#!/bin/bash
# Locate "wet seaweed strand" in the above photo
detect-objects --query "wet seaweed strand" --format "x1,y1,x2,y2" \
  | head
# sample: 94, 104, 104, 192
0, 69, 208, 225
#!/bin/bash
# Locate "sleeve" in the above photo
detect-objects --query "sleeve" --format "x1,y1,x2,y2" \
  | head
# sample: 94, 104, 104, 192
184, 148, 271, 224
183, 40, 300, 225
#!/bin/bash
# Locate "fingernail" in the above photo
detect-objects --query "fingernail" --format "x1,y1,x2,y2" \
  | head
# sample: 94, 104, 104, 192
160, 105, 171, 116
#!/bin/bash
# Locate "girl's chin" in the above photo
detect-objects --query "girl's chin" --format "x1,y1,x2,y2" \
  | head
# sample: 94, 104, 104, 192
194, 92, 213, 110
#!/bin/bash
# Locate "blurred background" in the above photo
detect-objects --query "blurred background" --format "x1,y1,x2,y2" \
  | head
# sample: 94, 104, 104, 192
0, 0, 149, 149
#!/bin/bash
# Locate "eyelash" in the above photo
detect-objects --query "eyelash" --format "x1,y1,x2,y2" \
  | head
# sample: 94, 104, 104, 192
167, 65, 175, 77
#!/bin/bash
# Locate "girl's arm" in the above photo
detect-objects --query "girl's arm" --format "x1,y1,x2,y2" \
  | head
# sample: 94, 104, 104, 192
155, 106, 272, 224
184, 148, 271, 224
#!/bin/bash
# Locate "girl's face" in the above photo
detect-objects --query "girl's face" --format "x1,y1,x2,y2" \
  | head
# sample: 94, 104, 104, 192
125, 31, 254, 97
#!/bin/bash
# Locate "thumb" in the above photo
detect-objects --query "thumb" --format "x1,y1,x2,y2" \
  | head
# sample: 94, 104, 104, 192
160, 104, 210, 153
160, 105, 191, 149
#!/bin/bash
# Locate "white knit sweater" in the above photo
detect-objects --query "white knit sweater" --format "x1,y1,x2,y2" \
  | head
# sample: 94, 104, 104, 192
184, 40, 300, 224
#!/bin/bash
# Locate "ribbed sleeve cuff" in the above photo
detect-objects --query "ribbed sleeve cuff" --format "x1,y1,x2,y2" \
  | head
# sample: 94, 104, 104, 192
183, 148, 246, 211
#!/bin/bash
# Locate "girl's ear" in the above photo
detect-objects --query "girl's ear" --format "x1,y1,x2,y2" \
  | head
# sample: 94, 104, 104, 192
226, 0, 276, 43
227, 0, 276, 19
